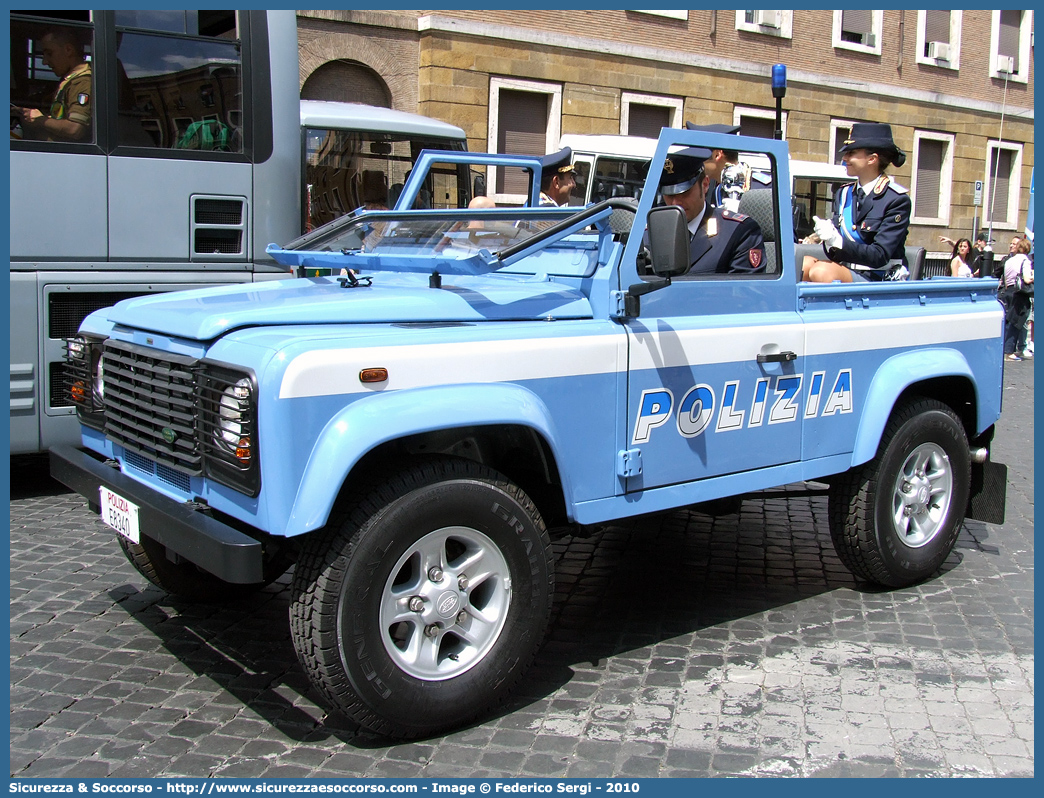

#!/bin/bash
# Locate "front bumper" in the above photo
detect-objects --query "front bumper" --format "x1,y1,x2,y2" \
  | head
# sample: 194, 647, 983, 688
50, 444, 264, 584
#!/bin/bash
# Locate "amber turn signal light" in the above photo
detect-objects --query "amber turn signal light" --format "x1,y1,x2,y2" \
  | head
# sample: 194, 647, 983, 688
360, 368, 388, 383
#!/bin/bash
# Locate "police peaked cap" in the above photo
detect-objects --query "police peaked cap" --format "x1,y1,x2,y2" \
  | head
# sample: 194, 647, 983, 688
540, 147, 575, 178
684, 122, 741, 135
837, 122, 907, 168
658, 146, 713, 196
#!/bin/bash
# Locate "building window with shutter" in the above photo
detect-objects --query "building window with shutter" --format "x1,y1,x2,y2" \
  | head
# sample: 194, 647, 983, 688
487, 77, 562, 204
916, 10, 962, 69
735, 10, 793, 39
620, 92, 682, 137
984, 141, 1023, 229
910, 131, 954, 226
989, 10, 1031, 82
829, 120, 858, 165
734, 106, 786, 140
833, 10, 883, 55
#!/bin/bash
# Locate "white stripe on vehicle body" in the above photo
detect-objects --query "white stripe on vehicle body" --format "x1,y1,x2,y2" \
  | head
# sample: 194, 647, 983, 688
279, 310, 1001, 400
279, 335, 627, 399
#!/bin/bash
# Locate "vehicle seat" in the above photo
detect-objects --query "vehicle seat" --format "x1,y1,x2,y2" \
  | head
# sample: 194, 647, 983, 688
794, 243, 824, 279
737, 189, 776, 274
608, 199, 637, 241
361, 170, 389, 207
905, 246, 926, 280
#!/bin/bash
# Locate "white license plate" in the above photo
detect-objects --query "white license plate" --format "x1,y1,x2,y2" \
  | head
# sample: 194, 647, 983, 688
99, 486, 140, 544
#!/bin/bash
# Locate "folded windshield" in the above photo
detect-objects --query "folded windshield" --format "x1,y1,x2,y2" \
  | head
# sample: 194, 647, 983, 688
317, 214, 556, 259
271, 201, 622, 278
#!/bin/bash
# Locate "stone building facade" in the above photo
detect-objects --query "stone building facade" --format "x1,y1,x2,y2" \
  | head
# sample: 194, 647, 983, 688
296, 9, 1034, 249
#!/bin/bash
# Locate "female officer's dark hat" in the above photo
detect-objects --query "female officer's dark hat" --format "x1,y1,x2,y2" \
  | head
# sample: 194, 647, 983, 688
837, 122, 906, 167
658, 146, 713, 196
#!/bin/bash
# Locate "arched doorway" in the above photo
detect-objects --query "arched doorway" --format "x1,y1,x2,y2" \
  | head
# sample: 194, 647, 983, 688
301, 59, 392, 107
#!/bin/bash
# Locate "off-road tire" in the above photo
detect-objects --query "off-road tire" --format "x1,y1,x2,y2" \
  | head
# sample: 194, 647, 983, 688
829, 397, 970, 587
289, 456, 554, 738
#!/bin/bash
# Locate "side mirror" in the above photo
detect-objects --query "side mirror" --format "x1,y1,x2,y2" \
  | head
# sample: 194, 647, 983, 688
647, 205, 691, 278
472, 173, 486, 199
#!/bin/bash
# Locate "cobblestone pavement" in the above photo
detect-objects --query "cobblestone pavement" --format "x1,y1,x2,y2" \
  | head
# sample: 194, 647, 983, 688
10, 365, 1033, 778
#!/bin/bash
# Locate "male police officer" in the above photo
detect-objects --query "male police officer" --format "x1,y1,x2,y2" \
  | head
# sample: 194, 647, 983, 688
538, 148, 577, 206
658, 147, 765, 275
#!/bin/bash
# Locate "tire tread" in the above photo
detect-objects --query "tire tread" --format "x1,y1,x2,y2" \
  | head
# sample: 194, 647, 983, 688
828, 397, 969, 587
289, 456, 553, 738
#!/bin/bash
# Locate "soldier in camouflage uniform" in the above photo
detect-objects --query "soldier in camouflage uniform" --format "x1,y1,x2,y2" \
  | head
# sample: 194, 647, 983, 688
15, 28, 92, 142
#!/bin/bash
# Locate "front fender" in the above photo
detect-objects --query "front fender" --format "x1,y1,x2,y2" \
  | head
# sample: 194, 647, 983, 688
283, 382, 572, 537
850, 348, 976, 467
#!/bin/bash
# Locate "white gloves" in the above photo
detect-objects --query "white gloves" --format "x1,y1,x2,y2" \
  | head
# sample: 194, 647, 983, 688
813, 215, 843, 251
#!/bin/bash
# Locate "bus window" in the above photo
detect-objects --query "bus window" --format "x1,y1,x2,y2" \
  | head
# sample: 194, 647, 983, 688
10, 15, 95, 145
113, 10, 242, 151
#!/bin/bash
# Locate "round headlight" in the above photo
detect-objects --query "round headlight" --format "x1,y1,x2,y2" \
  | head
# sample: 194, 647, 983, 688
67, 338, 86, 359
216, 378, 252, 449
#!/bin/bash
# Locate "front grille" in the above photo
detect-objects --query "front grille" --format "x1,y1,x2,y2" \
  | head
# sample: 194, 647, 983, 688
89, 340, 261, 495
124, 450, 192, 493
49, 292, 141, 339
102, 340, 202, 474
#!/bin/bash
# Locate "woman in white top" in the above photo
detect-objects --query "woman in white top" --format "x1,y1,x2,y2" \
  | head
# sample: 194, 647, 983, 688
1002, 237, 1033, 360
949, 238, 976, 277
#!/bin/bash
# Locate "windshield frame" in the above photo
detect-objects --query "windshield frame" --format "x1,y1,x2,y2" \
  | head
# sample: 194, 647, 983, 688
270, 200, 636, 279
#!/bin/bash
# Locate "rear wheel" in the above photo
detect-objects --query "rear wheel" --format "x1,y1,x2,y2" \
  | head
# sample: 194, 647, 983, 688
828, 398, 970, 587
289, 457, 554, 738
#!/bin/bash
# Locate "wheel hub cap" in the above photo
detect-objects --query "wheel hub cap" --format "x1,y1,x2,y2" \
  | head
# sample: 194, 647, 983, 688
891, 442, 954, 548
435, 590, 461, 618
378, 526, 512, 681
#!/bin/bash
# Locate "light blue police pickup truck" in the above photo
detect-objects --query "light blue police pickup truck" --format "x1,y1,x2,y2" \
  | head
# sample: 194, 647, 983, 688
52, 128, 1007, 738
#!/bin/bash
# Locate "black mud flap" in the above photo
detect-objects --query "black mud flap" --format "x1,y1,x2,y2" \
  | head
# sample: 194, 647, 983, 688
965, 460, 1007, 525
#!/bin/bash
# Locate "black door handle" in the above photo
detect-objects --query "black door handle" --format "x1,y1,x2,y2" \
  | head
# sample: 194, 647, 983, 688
757, 350, 797, 363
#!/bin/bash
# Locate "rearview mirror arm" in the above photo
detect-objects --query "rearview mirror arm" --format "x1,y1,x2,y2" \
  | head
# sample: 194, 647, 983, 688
622, 276, 671, 317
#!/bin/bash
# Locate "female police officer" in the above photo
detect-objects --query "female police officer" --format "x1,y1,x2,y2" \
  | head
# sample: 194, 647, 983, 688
802, 123, 910, 283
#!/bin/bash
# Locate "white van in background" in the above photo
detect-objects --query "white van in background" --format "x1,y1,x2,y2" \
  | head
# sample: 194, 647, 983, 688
559, 133, 849, 241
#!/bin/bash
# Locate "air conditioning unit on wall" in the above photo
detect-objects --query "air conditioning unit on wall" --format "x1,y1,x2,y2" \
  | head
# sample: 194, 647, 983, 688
995, 55, 1016, 74
926, 41, 950, 61
755, 10, 782, 29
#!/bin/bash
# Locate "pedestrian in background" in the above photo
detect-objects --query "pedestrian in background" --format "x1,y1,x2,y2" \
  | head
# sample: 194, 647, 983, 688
949, 238, 977, 277
1001, 236, 1033, 361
